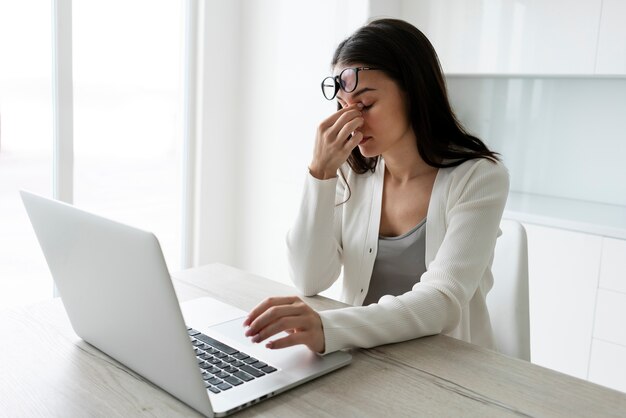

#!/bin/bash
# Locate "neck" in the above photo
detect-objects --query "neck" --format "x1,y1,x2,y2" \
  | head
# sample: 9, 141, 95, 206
382, 139, 436, 184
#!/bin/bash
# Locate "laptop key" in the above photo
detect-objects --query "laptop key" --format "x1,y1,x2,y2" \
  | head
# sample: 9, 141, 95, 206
224, 376, 243, 386
223, 366, 238, 374
261, 366, 277, 374
233, 352, 249, 360
214, 352, 227, 359
187, 328, 201, 336
195, 334, 239, 355
208, 387, 221, 394
243, 357, 258, 364
207, 377, 222, 385
223, 357, 236, 363
217, 382, 232, 391
250, 361, 267, 369
214, 371, 229, 379
239, 364, 265, 378
233, 371, 254, 382
232, 360, 245, 367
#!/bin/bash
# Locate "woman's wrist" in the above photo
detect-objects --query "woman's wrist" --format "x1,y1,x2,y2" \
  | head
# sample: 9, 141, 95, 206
308, 164, 336, 180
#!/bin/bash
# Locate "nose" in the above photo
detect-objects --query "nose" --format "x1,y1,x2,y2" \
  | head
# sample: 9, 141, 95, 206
343, 98, 363, 109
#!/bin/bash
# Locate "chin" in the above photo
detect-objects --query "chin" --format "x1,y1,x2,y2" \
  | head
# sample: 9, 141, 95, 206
358, 146, 379, 159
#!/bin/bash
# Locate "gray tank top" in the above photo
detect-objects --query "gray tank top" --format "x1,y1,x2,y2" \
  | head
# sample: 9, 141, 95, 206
363, 218, 427, 305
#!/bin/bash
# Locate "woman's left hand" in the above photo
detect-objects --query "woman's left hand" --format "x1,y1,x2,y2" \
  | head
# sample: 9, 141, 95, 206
243, 296, 325, 353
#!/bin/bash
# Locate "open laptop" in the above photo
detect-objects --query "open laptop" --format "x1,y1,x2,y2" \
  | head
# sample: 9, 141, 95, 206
20, 190, 352, 417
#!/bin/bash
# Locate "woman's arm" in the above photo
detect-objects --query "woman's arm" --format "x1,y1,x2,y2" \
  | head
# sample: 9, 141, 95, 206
319, 160, 509, 353
286, 171, 346, 296
286, 103, 363, 296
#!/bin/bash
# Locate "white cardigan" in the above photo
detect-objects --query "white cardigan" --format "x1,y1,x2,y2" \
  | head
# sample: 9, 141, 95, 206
286, 157, 510, 354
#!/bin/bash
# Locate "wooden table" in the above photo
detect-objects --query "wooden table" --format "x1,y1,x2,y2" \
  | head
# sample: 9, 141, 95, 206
1, 263, 625, 417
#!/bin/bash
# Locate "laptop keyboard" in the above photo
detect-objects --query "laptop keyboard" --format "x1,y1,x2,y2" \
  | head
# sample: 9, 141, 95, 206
187, 327, 277, 394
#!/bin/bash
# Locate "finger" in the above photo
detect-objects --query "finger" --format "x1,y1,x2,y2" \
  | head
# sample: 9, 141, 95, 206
344, 130, 363, 150
320, 103, 362, 129
329, 110, 362, 138
243, 296, 299, 327
335, 117, 364, 142
250, 316, 304, 344
246, 304, 302, 337
265, 331, 308, 350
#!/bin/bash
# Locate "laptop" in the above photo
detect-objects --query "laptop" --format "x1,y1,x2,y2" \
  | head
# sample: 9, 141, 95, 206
20, 190, 352, 417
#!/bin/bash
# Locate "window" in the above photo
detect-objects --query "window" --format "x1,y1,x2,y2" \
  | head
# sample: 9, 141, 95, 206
72, 0, 183, 272
0, 0, 184, 309
0, 1, 54, 308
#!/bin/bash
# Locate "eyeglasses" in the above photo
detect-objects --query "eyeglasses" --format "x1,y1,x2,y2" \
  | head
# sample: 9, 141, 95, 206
321, 67, 378, 100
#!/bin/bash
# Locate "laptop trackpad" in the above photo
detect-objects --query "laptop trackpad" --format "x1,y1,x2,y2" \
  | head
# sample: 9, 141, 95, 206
180, 297, 248, 328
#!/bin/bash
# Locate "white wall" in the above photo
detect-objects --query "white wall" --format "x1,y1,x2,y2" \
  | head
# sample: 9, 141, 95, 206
195, 1, 368, 284
194, 0, 242, 268
194, 1, 626, 287
235, 1, 368, 283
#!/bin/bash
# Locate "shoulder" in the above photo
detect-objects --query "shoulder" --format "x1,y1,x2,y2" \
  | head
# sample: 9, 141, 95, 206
442, 158, 508, 187
435, 158, 509, 205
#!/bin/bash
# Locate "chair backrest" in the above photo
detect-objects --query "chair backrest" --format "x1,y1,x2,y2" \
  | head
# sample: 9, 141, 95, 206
488, 219, 531, 361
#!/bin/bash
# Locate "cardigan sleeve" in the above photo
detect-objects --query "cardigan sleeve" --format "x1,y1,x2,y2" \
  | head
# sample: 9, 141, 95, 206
318, 159, 509, 354
286, 169, 346, 296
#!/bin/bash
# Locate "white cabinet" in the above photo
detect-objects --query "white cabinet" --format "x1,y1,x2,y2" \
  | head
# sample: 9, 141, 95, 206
401, 0, 602, 74
395, 0, 626, 76
588, 238, 626, 392
523, 224, 626, 392
595, 0, 626, 74
523, 223, 601, 379
593, 289, 626, 347
598, 237, 626, 294
589, 339, 626, 393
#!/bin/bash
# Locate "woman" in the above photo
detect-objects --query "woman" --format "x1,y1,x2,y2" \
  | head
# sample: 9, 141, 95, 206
243, 18, 509, 355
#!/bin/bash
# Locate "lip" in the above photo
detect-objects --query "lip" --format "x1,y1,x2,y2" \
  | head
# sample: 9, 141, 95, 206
359, 136, 372, 145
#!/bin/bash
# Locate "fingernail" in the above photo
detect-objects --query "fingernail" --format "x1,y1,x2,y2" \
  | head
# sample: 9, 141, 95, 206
266, 341, 273, 349
251, 335, 260, 343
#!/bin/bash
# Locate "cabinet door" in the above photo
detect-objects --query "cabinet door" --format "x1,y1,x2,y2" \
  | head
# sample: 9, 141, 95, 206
598, 237, 626, 294
589, 238, 626, 392
588, 339, 626, 393
523, 223, 601, 378
595, 0, 626, 74
402, 0, 602, 74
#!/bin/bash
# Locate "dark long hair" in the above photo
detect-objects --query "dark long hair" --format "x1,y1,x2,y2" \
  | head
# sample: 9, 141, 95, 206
333, 18, 499, 174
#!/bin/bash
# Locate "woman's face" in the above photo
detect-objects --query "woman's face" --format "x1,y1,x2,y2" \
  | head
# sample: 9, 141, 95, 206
335, 64, 414, 159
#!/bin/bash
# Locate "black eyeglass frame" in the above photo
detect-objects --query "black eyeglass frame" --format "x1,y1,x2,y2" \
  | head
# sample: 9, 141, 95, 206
321, 67, 379, 100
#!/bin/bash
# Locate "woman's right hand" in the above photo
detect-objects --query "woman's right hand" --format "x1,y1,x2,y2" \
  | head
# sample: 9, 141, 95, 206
309, 103, 364, 180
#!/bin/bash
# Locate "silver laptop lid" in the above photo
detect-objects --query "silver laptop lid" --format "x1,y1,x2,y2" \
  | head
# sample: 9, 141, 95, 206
21, 191, 213, 416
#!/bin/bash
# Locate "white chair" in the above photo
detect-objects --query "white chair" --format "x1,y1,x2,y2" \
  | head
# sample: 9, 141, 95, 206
488, 219, 531, 361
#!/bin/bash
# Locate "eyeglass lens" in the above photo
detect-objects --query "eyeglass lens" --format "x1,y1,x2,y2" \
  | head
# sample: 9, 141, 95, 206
339, 68, 358, 93
321, 68, 360, 100
321, 77, 337, 100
